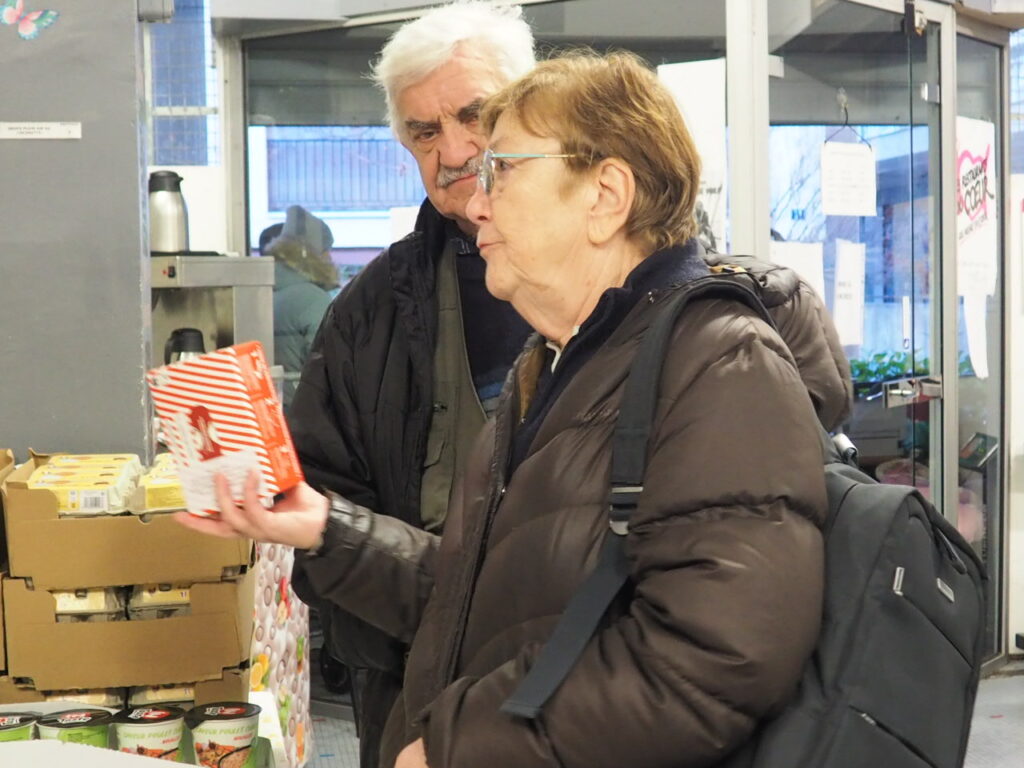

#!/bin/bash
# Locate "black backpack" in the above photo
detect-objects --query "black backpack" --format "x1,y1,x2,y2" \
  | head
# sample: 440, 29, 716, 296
501, 276, 988, 768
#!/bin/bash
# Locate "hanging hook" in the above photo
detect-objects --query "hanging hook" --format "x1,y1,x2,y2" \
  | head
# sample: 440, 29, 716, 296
825, 87, 872, 148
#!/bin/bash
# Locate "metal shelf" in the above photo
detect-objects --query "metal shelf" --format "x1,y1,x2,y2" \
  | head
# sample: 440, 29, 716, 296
151, 255, 274, 288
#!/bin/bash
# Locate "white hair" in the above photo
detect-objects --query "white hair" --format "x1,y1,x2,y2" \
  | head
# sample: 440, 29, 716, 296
371, 1, 536, 135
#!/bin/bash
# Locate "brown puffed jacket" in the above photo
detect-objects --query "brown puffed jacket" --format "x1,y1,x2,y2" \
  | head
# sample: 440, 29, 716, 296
704, 250, 852, 430
299, 286, 828, 768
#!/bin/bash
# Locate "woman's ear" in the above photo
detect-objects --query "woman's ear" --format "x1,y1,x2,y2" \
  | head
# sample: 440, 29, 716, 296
587, 158, 635, 246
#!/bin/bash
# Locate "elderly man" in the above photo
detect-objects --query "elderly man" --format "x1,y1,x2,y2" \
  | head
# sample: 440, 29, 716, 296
286, 3, 536, 766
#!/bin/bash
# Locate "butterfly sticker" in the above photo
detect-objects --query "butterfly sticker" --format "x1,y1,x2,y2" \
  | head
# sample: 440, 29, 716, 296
1, 0, 58, 41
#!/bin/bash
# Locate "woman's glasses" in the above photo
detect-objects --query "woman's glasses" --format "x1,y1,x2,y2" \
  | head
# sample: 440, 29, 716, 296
477, 147, 576, 195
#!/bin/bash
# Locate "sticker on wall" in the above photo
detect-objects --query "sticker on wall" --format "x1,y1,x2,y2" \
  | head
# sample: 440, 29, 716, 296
0, 0, 58, 40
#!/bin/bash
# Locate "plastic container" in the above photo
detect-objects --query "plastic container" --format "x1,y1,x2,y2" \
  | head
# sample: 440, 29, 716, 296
0, 712, 39, 742
36, 709, 112, 747
113, 706, 186, 761
185, 702, 261, 768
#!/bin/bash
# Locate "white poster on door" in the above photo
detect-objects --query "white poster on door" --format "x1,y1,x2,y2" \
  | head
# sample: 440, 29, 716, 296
833, 239, 866, 347
769, 241, 826, 300
957, 116, 998, 297
820, 142, 877, 217
658, 59, 727, 251
957, 116, 998, 380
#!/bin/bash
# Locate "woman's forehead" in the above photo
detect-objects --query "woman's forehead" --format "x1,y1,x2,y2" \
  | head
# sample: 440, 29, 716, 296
488, 113, 555, 150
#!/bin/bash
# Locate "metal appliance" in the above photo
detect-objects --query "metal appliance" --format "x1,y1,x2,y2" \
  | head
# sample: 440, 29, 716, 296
151, 254, 275, 370
149, 171, 190, 254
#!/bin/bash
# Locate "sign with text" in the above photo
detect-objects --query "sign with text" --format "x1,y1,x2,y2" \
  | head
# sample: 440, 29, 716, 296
821, 141, 877, 217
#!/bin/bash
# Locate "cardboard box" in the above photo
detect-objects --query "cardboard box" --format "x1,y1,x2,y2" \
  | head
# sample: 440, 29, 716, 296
3, 571, 254, 690
0, 450, 14, 570
1, 455, 251, 590
147, 341, 303, 517
0, 675, 45, 704
0, 667, 246, 707
170, 666, 248, 707
0, 573, 5, 673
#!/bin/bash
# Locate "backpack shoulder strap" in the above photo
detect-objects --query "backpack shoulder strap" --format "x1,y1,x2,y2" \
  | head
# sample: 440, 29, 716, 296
500, 276, 774, 720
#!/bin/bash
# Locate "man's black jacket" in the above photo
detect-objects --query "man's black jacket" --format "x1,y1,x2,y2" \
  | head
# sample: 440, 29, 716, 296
289, 199, 448, 672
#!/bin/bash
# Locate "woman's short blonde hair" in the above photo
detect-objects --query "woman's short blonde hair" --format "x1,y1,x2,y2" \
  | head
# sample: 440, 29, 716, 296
481, 50, 702, 253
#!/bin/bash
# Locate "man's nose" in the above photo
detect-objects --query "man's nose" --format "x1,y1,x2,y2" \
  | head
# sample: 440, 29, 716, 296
438, 121, 483, 169
466, 181, 491, 225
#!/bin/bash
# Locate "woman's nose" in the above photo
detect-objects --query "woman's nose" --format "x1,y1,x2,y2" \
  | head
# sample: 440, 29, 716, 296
466, 181, 491, 224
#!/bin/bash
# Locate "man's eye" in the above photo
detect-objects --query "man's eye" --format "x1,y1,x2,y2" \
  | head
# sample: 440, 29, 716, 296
414, 130, 438, 143
495, 158, 514, 173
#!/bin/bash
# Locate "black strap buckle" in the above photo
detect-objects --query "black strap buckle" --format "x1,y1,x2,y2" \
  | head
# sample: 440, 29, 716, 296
608, 485, 642, 535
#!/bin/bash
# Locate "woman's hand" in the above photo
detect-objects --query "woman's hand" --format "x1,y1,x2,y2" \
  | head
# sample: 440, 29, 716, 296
394, 738, 429, 768
174, 469, 329, 550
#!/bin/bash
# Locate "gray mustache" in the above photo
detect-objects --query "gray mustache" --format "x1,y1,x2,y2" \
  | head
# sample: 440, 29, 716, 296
437, 157, 481, 189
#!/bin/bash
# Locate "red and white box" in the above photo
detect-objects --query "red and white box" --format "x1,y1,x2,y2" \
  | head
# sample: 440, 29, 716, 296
146, 342, 304, 517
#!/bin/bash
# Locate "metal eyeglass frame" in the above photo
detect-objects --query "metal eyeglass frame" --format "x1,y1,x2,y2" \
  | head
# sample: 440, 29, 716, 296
478, 147, 577, 195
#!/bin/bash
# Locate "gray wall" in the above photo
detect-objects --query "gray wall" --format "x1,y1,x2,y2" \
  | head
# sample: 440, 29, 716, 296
0, 2, 151, 461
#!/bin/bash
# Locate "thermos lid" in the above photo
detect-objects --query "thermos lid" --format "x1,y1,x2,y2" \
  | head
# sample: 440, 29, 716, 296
149, 170, 183, 193
171, 328, 206, 354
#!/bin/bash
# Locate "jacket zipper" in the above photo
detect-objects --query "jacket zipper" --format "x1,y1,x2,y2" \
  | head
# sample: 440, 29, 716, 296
438, 372, 517, 686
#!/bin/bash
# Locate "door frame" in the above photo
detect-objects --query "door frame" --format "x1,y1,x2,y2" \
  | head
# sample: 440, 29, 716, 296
738, 0, 1013, 663
951, 9, 1013, 670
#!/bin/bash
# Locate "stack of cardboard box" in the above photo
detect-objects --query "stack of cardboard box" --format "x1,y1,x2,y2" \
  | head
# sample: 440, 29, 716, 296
0, 449, 254, 708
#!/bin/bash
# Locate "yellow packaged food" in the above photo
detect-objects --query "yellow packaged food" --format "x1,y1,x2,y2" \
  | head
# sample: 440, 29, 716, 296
53, 587, 126, 622
129, 585, 191, 620
128, 460, 186, 514
28, 474, 135, 516
128, 684, 194, 709
45, 688, 127, 708
50, 453, 143, 475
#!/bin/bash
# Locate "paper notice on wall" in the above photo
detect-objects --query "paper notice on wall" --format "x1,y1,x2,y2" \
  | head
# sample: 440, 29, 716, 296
769, 241, 826, 300
956, 116, 998, 297
0, 121, 81, 139
658, 59, 727, 251
820, 142, 877, 217
833, 240, 866, 346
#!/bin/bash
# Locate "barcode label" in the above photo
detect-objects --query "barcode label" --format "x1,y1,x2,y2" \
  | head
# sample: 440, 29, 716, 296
80, 490, 110, 511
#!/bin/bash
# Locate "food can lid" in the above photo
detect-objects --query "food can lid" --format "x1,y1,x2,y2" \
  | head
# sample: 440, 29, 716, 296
113, 706, 186, 724
184, 702, 261, 728
38, 709, 112, 728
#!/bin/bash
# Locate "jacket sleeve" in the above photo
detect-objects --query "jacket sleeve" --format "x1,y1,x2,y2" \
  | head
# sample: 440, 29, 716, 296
298, 500, 440, 645
770, 280, 853, 431
288, 281, 437, 670
419, 308, 827, 768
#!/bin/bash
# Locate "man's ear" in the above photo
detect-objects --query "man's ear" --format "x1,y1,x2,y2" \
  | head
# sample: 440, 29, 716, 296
587, 158, 635, 246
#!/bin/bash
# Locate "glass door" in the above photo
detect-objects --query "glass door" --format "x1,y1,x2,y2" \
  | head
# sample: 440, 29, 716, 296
767, 0, 945, 509
766, 0, 1007, 661
954, 31, 1006, 660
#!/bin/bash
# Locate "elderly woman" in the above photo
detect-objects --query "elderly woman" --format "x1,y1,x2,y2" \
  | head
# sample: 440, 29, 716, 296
180, 52, 827, 768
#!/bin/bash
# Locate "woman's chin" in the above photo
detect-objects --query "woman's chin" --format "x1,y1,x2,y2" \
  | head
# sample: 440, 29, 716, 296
483, 272, 512, 302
